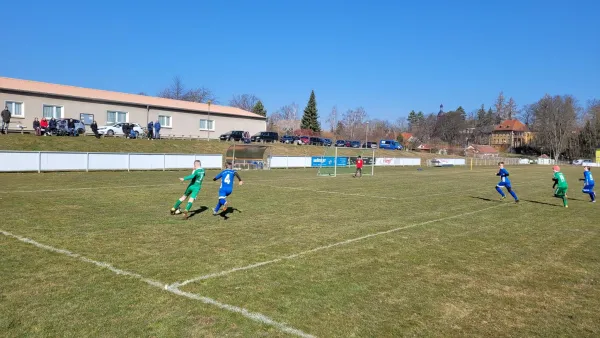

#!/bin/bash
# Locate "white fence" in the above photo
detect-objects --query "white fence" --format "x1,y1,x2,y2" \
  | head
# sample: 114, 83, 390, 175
269, 156, 422, 169
0, 151, 223, 172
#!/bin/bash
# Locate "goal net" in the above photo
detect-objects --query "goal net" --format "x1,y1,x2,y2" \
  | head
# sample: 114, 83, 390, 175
316, 147, 375, 177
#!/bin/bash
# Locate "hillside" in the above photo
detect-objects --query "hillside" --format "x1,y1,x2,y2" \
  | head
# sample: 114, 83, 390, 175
0, 134, 454, 159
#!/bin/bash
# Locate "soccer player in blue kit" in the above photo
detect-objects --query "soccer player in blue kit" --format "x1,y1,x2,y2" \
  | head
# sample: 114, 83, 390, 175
495, 162, 519, 203
580, 166, 596, 203
212, 162, 244, 215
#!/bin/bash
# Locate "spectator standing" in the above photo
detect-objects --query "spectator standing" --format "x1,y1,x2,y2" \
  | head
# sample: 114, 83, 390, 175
147, 121, 154, 140
154, 120, 161, 139
40, 118, 49, 136
33, 118, 41, 136
67, 118, 76, 136
91, 120, 100, 139
49, 118, 58, 135
1, 105, 10, 134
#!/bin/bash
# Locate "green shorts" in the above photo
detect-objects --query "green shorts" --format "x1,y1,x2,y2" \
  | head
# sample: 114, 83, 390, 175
184, 185, 201, 199
555, 186, 568, 197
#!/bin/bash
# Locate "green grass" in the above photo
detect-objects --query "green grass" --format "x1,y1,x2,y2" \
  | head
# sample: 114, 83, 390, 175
1, 165, 599, 337
0, 134, 444, 159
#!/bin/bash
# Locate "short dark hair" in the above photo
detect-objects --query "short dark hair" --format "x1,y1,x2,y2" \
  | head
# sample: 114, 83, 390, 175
358, 155, 362, 158
498, 162, 504, 165
585, 166, 591, 170
226, 162, 232, 166
194, 160, 201, 164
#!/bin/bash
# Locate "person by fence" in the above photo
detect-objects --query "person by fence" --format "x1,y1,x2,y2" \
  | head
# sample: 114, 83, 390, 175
1, 106, 10, 134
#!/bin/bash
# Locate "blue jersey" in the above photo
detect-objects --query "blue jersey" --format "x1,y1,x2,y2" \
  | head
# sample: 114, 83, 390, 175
584, 171, 594, 186
214, 169, 238, 191
497, 168, 511, 185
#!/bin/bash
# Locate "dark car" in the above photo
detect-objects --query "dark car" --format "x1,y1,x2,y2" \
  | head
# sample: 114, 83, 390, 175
350, 140, 361, 148
309, 137, 324, 146
251, 131, 279, 143
362, 141, 378, 149
280, 135, 298, 144
322, 138, 333, 146
335, 140, 346, 147
219, 130, 245, 141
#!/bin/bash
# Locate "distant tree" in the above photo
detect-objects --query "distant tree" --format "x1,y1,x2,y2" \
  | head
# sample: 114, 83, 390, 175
252, 100, 267, 117
230, 94, 260, 112
494, 91, 506, 123
335, 121, 345, 137
456, 106, 466, 120
327, 106, 338, 133
396, 133, 404, 144
342, 107, 368, 139
300, 90, 320, 132
407, 110, 417, 130
505, 97, 519, 120
275, 103, 300, 134
137, 92, 148, 96
158, 76, 217, 103
531, 94, 579, 161
436, 110, 465, 145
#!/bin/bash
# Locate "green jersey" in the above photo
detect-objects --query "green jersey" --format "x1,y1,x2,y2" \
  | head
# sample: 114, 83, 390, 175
184, 168, 205, 187
554, 172, 568, 188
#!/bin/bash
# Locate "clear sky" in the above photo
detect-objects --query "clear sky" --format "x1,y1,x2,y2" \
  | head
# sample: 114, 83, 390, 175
2, 0, 599, 127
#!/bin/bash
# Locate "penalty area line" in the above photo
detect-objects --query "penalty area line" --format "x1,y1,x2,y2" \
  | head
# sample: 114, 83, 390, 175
171, 203, 507, 288
0, 230, 315, 338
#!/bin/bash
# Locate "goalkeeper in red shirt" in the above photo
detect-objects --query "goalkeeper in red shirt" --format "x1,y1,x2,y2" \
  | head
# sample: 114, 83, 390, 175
353, 156, 364, 178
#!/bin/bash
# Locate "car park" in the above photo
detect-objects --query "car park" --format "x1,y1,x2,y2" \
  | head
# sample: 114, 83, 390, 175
219, 130, 246, 141
335, 140, 346, 147
251, 131, 279, 143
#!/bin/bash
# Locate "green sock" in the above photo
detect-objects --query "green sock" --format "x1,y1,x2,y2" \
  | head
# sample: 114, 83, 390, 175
173, 200, 182, 209
185, 202, 193, 211
563, 197, 568, 207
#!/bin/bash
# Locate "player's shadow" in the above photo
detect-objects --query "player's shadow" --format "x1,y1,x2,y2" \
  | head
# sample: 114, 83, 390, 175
187, 206, 209, 219
468, 196, 502, 203
520, 199, 563, 207
219, 207, 242, 220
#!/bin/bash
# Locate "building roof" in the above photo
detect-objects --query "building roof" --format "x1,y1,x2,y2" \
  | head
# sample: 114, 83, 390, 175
0, 77, 265, 120
401, 132, 413, 140
472, 145, 499, 153
494, 119, 529, 132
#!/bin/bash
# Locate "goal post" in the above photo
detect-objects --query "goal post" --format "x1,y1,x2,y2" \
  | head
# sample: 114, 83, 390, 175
317, 147, 375, 177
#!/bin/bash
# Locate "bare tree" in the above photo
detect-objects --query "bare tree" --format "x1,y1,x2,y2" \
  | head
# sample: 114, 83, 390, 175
326, 106, 338, 133
229, 94, 260, 112
342, 107, 368, 139
157, 76, 217, 103
275, 103, 300, 134
519, 104, 536, 128
158, 76, 187, 100
494, 91, 506, 122
532, 94, 579, 161
505, 97, 519, 120
183, 87, 217, 103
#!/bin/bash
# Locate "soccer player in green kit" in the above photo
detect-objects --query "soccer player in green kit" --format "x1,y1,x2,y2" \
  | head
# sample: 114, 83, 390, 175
552, 165, 569, 208
171, 160, 205, 219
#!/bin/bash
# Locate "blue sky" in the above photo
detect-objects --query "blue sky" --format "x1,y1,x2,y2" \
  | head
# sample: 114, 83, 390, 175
2, 0, 599, 127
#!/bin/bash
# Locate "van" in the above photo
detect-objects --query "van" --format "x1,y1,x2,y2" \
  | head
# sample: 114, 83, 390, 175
379, 139, 403, 150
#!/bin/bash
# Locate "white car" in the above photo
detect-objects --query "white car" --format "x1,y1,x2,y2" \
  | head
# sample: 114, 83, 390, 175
97, 123, 144, 137
572, 159, 593, 166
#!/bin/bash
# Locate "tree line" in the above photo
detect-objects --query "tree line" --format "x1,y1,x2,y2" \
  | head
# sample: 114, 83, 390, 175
151, 78, 599, 160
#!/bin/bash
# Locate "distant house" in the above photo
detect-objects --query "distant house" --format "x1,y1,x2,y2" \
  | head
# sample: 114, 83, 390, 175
401, 132, 416, 142
417, 144, 432, 152
491, 119, 533, 150
465, 144, 499, 157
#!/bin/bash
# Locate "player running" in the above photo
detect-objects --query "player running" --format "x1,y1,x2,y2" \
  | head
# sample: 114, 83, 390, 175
170, 160, 205, 219
212, 162, 243, 215
495, 162, 519, 203
353, 155, 364, 178
579, 166, 596, 203
552, 165, 569, 208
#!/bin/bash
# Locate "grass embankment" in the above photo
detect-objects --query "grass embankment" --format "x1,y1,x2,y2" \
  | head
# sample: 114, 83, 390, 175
0, 134, 450, 159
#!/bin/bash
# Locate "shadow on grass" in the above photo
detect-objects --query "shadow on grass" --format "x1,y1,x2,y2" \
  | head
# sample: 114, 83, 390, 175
185, 206, 209, 219
520, 199, 563, 207
218, 207, 242, 220
469, 196, 502, 203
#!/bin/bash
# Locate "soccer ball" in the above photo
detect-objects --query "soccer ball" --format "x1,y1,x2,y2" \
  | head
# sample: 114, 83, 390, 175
174, 209, 182, 215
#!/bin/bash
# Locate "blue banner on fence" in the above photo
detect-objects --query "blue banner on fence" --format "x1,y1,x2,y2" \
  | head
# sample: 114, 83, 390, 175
311, 156, 349, 167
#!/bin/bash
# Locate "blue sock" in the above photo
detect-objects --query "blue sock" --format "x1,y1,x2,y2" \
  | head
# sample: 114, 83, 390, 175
591, 192, 596, 201
495, 186, 505, 197
509, 190, 518, 201
215, 199, 223, 211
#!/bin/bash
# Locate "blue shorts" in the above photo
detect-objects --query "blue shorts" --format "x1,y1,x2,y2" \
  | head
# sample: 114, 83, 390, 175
497, 181, 511, 189
583, 184, 595, 193
219, 188, 232, 199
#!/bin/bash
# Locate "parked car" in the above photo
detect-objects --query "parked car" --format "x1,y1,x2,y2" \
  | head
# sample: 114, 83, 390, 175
309, 137, 324, 146
362, 142, 378, 149
322, 138, 333, 146
335, 140, 346, 147
379, 139, 403, 150
572, 159, 593, 166
219, 130, 246, 141
344, 140, 352, 147
280, 135, 298, 144
97, 123, 143, 137
57, 119, 86, 135
251, 131, 279, 143
350, 141, 361, 148
299, 136, 310, 145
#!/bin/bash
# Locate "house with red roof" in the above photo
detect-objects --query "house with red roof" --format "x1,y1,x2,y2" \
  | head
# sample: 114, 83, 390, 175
491, 119, 533, 150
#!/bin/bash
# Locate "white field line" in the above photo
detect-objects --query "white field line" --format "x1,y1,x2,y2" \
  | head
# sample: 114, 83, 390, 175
0, 230, 315, 338
171, 203, 506, 288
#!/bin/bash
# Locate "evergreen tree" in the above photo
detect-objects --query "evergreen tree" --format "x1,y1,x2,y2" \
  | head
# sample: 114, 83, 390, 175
417, 111, 425, 123
301, 90, 320, 132
487, 107, 496, 124
476, 104, 486, 121
407, 110, 417, 130
252, 100, 267, 117
456, 106, 466, 120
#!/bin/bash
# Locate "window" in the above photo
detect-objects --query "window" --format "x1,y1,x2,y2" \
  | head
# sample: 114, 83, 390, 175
199, 119, 215, 131
107, 111, 128, 125
43, 105, 63, 119
158, 115, 172, 128
5, 101, 24, 117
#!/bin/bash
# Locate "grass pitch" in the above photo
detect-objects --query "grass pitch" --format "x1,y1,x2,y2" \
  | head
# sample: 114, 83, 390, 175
1, 165, 599, 337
